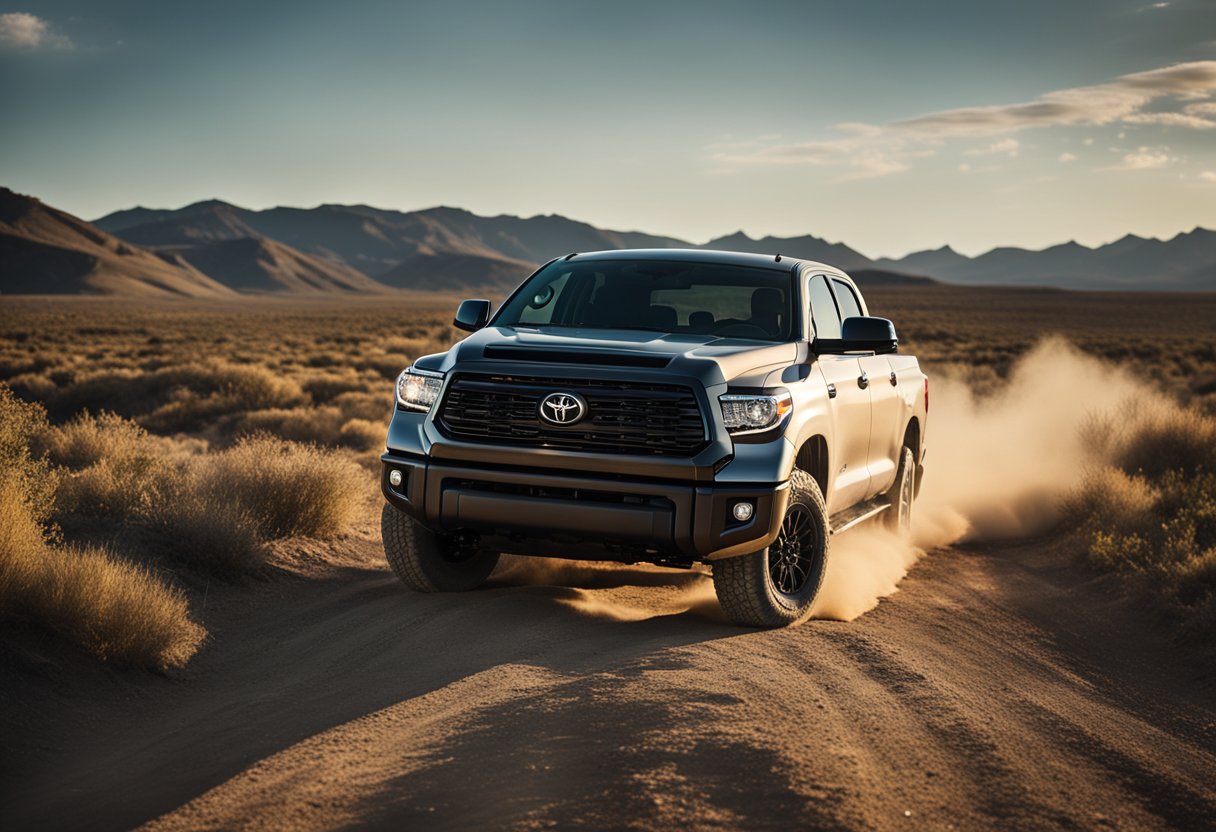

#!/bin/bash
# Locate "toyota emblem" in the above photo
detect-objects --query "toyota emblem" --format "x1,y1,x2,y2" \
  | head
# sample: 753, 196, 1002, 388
538, 392, 587, 426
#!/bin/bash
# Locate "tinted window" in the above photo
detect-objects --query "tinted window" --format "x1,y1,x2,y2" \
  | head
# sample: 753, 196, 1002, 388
832, 279, 863, 321
807, 275, 841, 339
497, 259, 795, 341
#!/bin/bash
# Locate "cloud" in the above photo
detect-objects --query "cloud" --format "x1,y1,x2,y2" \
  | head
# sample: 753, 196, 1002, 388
0, 12, 71, 49
966, 138, 1020, 156
1123, 112, 1216, 129
707, 60, 1216, 179
893, 61, 1216, 137
1058, 152, 1078, 163
1200, 171, 1216, 184
1108, 146, 1177, 170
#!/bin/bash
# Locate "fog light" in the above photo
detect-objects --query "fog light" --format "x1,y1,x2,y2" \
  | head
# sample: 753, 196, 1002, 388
732, 501, 754, 522
389, 469, 403, 487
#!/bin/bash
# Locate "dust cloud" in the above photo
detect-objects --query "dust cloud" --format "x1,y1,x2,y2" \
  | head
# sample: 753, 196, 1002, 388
815, 337, 1144, 621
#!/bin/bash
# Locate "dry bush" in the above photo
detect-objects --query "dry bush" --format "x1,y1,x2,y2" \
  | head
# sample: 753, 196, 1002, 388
144, 487, 268, 576
192, 435, 365, 539
0, 385, 58, 533
41, 412, 196, 518
51, 361, 307, 432
235, 406, 348, 444
234, 406, 384, 450
1114, 406, 1216, 479
333, 391, 390, 423
16, 544, 205, 669
1066, 401, 1216, 644
299, 371, 372, 403
0, 387, 203, 670
359, 353, 410, 380
338, 418, 385, 451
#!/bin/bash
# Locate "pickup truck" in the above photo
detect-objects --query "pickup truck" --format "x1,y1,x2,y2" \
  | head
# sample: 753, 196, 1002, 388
380, 249, 928, 626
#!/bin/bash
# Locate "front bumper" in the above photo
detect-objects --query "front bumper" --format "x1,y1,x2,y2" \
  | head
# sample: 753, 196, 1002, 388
381, 451, 789, 562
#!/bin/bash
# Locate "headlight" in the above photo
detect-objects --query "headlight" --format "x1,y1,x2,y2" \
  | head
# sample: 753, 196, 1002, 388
719, 391, 792, 434
395, 367, 445, 412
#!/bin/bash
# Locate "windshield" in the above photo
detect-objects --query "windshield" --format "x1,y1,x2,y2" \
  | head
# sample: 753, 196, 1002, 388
495, 259, 794, 341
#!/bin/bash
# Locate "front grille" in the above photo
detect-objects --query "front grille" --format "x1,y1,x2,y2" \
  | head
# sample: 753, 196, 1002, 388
436, 373, 708, 456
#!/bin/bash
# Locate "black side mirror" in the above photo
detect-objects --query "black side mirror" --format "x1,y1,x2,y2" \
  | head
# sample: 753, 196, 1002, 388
815, 316, 898, 354
453, 299, 491, 332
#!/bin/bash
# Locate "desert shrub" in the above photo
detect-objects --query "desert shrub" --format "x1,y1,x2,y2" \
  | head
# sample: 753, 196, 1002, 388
333, 390, 390, 422
338, 418, 384, 451
41, 412, 190, 518
0, 385, 58, 532
1114, 406, 1216, 479
359, 353, 410, 380
51, 361, 306, 432
235, 406, 348, 445
192, 435, 365, 539
144, 486, 268, 576
1066, 401, 1216, 644
300, 372, 371, 403
17, 544, 205, 669
5, 371, 56, 400
0, 387, 202, 670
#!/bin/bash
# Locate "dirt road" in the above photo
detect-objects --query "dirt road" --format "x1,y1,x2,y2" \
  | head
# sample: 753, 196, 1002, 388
3, 531, 1214, 832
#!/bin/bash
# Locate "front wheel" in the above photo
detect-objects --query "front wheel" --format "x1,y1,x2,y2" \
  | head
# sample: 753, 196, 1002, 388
712, 469, 830, 627
381, 503, 499, 592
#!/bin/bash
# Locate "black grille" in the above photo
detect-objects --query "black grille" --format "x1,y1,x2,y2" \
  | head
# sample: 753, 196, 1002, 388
436, 373, 707, 456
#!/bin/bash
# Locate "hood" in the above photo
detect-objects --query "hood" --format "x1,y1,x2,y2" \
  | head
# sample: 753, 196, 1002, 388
436, 325, 801, 388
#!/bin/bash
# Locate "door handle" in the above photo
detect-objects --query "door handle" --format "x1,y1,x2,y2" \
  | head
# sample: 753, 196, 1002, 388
889, 371, 898, 387
858, 373, 869, 390
827, 383, 837, 399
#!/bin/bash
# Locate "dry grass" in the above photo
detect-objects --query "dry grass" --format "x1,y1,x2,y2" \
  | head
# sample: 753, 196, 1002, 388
39, 413, 368, 577
6, 541, 206, 670
0, 387, 204, 670
1065, 403, 1216, 644
194, 435, 366, 539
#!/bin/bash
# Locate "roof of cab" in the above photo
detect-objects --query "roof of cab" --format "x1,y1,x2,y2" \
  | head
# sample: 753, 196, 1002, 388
564, 248, 847, 276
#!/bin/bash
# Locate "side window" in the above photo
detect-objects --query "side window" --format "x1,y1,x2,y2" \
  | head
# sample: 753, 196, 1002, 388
807, 275, 841, 339
831, 279, 863, 321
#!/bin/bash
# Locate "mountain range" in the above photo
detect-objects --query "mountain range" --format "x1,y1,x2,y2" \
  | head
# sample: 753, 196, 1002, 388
1, 186, 1212, 296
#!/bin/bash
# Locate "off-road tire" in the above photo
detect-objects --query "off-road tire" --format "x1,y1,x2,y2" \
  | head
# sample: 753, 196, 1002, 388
381, 503, 499, 592
884, 446, 915, 533
712, 469, 830, 627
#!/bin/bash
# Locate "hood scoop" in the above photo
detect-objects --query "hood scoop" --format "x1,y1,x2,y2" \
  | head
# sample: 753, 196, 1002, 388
482, 345, 672, 369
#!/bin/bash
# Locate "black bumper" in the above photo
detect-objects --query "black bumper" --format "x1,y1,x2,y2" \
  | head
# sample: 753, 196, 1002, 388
381, 452, 789, 562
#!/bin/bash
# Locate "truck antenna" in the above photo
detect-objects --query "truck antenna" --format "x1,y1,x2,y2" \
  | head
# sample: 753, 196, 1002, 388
774, 253, 782, 262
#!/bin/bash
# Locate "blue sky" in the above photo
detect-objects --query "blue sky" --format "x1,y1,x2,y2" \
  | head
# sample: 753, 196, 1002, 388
2, 0, 1215, 257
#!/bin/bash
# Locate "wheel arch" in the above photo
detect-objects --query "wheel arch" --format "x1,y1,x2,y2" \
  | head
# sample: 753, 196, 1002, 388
794, 434, 829, 498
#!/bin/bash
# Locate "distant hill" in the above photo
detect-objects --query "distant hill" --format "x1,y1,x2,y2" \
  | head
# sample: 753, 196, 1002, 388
376, 252, 537, 292
880, 231, 1216, 291
0, 188, 233, 297
166, 237, 388, 294
703, 231, 874, 272
95, 197, 1215, 291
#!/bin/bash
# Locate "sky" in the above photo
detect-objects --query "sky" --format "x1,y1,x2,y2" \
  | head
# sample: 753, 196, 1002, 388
1, 0, 1215, 258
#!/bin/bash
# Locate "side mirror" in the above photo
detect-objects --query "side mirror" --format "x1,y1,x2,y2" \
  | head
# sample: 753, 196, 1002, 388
453, 299, 491, 332
815, 316, 898, 354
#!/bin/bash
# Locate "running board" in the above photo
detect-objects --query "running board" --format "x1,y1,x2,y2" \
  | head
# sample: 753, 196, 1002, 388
829, 500, 890, 535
